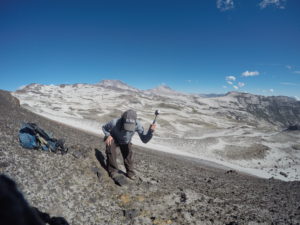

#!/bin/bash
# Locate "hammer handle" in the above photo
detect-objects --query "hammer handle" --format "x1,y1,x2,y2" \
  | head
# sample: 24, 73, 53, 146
152, 115, 158, 124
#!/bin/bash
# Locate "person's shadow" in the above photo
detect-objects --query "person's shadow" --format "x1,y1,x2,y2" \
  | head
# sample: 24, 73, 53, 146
95, 148, 107, 170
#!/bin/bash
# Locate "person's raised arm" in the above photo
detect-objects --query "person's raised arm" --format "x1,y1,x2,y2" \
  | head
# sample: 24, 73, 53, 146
136, 121, 156, 143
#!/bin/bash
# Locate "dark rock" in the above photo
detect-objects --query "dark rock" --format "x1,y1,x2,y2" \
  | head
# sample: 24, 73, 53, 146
180, 192, 187, 203
91, 167, 101, 174
69, 144, 89, 158
113, 174, 127, 186
96, 171, 102, 182
286, 124, 300, 131
292, 144, 300, 150
88, 197, 96, 203
123, 209, 138, 219
226, 222, 239, 225
206, 179, 212, 183
226, 170, 237, 174
176, 208, 182, 213
280, 172, 288, 178
188, 209, 196, 217
0, 162, 9, 168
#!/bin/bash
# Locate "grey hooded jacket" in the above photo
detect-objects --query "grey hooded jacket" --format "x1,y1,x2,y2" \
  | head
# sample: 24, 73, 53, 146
102, 118, 153, 145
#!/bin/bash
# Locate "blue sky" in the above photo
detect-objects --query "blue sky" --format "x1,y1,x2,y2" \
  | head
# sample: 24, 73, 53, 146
0, 0, 299, 98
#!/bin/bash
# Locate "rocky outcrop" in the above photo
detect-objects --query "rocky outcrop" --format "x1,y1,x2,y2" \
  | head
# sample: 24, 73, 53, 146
0, 89, 20, 108
225, 92, 300, 127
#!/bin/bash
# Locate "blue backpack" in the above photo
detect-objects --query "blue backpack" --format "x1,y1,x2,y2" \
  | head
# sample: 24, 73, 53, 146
19, 123, 67, 154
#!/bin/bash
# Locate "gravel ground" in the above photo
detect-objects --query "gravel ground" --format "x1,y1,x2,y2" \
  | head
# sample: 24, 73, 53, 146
0, 90, 299, 225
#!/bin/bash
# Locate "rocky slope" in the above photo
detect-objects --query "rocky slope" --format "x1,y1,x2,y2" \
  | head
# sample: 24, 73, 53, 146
1, 90, 300, 224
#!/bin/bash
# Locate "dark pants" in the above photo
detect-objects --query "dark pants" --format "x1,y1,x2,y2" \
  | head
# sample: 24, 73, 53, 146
105, 142, 134, 177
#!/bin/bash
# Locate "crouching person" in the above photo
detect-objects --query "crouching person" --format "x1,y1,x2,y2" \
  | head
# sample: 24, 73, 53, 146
102, 110, 156, 182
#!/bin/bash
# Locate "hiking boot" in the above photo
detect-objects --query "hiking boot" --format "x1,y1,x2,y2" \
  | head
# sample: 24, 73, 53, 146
112, 174, 127, 186
127, 172, 137, 180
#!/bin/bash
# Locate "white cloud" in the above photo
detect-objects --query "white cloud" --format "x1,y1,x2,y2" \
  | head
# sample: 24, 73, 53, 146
295, 96, 299, 101
217, 0, 234, 11
223, 85, 227, 89
224, 75, 246, 91
261, 89, 275, 94
241, 70, 260, 77
226, 75, 236, 81
238, 82, 245, 88
294, 71, 300, 74
259, 0, 286, 9
286, 65, 292, 70
280, 82, 299, 86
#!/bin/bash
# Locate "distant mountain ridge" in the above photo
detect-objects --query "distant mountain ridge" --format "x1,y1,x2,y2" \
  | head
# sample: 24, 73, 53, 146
96, 80, 140, 92
14, 80, 300, 128
17, 80, 186, 96
145, 84, 186, 96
